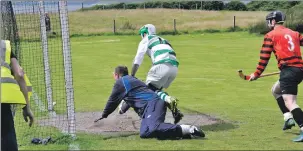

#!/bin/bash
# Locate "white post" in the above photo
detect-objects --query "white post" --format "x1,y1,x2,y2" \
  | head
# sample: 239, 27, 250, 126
38, 1, 54, 113
59, 0, 76, 137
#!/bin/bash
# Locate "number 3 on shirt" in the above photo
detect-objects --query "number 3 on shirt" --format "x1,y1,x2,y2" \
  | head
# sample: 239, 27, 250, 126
284, 34, 295, 51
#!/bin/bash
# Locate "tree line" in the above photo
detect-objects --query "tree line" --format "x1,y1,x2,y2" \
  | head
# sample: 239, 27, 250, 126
82, 1, 301, 11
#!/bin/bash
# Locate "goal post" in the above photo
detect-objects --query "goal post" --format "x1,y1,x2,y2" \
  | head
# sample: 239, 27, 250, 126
58, 0, 76, 137
38, 0, 55, 114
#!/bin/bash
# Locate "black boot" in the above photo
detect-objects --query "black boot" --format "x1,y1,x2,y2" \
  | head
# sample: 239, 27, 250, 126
172, 108, 184, 124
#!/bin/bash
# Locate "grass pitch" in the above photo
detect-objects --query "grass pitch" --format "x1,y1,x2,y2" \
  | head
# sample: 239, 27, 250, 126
17, 32, 303, 150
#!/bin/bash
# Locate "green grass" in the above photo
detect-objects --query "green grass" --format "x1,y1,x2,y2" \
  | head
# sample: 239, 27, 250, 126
14, 9, 267, 39
68, 9, 267, 35
13, 37, 68, 145
17, 32, 303, 150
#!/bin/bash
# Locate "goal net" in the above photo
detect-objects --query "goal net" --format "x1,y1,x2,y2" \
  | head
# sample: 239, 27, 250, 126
1, 0, 75, 145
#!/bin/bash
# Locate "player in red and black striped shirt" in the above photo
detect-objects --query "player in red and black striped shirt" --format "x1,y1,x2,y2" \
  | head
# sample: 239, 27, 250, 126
249, 11, 303, 142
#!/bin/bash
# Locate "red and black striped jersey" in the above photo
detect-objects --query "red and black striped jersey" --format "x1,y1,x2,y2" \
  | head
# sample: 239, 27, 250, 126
254, 26, 303, 76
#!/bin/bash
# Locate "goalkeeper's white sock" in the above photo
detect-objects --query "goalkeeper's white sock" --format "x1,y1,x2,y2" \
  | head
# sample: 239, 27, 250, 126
180, 124, 191, 135
180, 124, 197, 135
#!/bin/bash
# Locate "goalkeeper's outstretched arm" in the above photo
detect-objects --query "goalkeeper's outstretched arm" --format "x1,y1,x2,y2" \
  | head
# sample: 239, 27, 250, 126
102, 79, 126, 118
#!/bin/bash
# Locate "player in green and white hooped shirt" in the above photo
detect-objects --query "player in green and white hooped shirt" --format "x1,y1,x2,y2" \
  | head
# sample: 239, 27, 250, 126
131, 24, 184, 124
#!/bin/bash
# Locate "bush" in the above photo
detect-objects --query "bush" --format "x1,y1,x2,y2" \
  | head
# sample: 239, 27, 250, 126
203, 1, 224, 10
126, 3, 138, 9
246, 1, 300, 11
248, 2, 303, 34
82, 1, 225, 11
203, 28, 221, 33
120, 21, 136, 30
248, 20, 270, 34
81, 1, 301, 11
224, 1, 247, 11
284, 3, 303, 32
226, 26, 244, 32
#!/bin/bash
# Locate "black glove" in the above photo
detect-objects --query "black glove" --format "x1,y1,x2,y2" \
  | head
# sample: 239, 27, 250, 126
94, 113, 107, 123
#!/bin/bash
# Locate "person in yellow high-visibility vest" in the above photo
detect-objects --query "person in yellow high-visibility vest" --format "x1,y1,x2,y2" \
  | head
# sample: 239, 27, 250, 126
10, 68, 33, 117
1, 40, 34, 151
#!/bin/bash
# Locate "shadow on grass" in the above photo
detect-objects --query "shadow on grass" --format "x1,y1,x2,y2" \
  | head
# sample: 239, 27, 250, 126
201, 122, 238, 132
102, 132, 210, 141
182, 107, 239, 132
102, 108, 239, 140
102, 132, 138, 140
285, 131, 301, 135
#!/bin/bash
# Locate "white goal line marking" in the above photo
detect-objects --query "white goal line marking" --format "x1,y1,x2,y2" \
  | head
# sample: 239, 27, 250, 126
32, 89, 57, 117
69, 143, 80, 151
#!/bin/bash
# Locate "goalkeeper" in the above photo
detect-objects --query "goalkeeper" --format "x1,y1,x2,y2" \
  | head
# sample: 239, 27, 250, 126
96, 66, 205, 140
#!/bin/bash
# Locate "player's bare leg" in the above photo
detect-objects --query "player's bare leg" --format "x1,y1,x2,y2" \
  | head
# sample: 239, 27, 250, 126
271, 81, 295, 130
283, 94, 303, 142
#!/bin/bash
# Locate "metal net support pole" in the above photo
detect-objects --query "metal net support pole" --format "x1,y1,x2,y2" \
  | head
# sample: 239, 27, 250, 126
58, 0, 76, 137
38, 1, 54, 114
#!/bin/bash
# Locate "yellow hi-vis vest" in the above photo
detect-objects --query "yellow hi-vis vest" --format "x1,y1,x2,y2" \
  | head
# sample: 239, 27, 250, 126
1, 40, 26, 104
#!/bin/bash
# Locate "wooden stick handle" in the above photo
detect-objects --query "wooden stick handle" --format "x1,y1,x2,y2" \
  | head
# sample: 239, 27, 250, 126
259, 72, 280, 77
238, 69, 280, 80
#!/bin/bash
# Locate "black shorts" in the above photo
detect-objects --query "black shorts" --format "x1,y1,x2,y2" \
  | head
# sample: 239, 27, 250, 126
279, 67, 303, 95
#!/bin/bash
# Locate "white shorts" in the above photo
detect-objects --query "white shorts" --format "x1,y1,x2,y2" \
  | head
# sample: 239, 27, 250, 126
146, 63, 178, 90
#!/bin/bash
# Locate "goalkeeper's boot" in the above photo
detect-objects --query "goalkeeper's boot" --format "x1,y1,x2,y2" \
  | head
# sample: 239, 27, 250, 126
283, 118, 296, 131
293, 131, 303, 142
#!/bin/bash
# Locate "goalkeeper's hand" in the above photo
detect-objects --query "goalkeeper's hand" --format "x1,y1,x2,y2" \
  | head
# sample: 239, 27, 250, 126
118, 100, 131, 114
118, 100, 124, 114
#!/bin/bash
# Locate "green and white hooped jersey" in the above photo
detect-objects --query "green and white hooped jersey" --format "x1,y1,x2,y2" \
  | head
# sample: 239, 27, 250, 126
133, 34, 179, 67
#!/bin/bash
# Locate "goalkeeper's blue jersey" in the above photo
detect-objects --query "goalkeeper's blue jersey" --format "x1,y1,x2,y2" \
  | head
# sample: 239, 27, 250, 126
102, 75, 160, 118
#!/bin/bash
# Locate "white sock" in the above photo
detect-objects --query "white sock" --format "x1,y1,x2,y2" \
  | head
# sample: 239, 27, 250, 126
180, 124, 191, 135
283, 112, 293, 121
301, 127, 303, 132
180, 124, 197, 136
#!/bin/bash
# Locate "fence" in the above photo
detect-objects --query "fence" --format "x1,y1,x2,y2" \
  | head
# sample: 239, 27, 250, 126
67, 9, 267, 36
112, 16, 238, 35
1, 0, 75, 146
